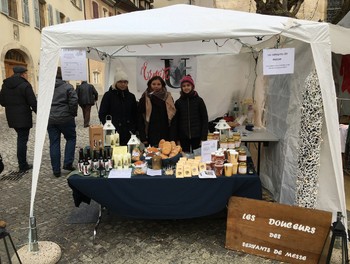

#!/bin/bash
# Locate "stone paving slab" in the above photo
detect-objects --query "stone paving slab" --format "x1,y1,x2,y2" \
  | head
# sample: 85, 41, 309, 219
0, 102, 344, 263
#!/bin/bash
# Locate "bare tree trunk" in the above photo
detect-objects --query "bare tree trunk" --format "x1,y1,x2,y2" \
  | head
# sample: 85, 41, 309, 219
254, 0, 350, 24
254, 0, 304, 18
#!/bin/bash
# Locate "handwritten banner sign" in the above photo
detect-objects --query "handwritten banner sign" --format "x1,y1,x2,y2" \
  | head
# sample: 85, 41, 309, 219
60, 48, 87, 81
136, 56, 197, 92
226, 197, 332, 263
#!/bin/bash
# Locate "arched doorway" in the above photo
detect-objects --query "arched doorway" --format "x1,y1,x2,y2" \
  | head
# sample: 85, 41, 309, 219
4, 49, 27, 78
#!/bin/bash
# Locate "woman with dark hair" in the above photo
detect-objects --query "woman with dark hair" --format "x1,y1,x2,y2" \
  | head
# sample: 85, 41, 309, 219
138, 76, 176, 147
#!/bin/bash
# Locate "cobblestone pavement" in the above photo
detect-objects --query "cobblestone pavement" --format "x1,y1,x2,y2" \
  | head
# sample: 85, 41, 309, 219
0, 102, 342, 264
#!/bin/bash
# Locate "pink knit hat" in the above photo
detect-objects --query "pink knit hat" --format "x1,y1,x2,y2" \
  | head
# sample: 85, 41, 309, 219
180, 75, 195, 88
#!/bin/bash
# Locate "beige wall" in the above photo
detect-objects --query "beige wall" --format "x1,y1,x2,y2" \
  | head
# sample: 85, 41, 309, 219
0, 0, 84, 93
85, 0, 116, 94
154, 0, 327, 21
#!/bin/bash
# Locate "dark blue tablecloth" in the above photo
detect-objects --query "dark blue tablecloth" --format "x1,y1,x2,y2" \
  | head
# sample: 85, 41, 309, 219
67, 174, 262, 219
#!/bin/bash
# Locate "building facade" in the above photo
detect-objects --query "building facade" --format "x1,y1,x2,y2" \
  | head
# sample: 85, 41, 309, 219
154, 0, 344, 22
0, 0, 153, 96
84, 0, 153, 94
0, 0, 85, 93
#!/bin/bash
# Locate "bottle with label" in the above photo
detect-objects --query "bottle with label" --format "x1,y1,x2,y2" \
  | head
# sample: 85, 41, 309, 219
104, 149, 110, 172
232, 101, 239, 120
86, 149, 92, 171
246, 103, 254, 124
78, 148, 84, 173
92, 150, 99, 171
106, 148, 113, 170
82, 156, 90, 176
98, 147, 104, 168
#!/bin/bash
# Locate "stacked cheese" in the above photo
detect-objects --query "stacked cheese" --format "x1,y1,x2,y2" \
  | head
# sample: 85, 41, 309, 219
175, 156, 206, 178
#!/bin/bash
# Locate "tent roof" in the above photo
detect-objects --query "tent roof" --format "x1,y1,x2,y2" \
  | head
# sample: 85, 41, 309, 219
30, 4, 349, 223
42, 4, 348, 56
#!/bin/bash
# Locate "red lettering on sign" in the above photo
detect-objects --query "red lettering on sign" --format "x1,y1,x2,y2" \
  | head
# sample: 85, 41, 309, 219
140, 62, 170, 81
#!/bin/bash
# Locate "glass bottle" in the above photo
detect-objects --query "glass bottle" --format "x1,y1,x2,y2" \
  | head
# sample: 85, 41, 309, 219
92, 150, 99, 171
106, 148, 113, 170
233, 101, 239, 120
98, 147, 104, 168
82, 156, 90, 176
78, 148, 84, 173
103, 149, 110, 172
86, 149, 92, 171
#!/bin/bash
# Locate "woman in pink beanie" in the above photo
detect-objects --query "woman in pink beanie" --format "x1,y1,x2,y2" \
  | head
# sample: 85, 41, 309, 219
174, 75, 208, 153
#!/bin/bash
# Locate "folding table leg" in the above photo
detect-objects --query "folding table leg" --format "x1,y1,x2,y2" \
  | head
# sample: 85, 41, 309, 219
93, 204, 102, 243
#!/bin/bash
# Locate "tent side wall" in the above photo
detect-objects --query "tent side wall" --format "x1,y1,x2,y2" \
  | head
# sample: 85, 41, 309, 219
261, 40, 314, 203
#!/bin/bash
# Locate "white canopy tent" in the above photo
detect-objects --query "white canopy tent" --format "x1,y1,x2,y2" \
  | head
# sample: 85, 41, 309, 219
32, 4, 350, 224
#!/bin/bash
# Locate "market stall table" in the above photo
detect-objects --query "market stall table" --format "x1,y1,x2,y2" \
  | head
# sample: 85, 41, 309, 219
238, 127, 279, 175
67, 173, 262, 220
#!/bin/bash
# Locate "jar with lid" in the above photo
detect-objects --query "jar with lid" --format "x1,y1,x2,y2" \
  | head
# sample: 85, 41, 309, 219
232, 132, 241, 142
238, 149, 247, 162
220, 139, 228, 149
227, 138, 235, 149
238, 162, 247, 174
152, 155, 162, 170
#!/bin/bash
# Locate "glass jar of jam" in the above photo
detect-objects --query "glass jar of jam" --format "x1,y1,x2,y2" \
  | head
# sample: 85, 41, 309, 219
238, 149, 247, 162
152, 155, 162, 170
238, 162, 247, 174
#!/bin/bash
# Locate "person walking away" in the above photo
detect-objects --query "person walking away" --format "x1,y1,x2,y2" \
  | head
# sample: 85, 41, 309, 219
99, 69, 138, 146
174, 75, 208, 153
138, 76, 176, 147
47, 68, 78, 177
0, 66, 37, 172
76, 80, 98, 127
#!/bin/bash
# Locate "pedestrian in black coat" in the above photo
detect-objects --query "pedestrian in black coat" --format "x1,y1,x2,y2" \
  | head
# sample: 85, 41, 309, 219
0, 66, 37, 171
174, 75, 208, 153
99, 69, 137, 146
76, 81, 98, 127
138, 76, 176, 147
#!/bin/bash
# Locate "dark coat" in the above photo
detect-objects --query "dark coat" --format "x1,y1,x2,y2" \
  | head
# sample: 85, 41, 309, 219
174, 92, 208, 141
138, 94, 176, 147
0, 74, 37, 128
49, 79, 78, 124
99, 87, 138, 146
76, 81, 98, 106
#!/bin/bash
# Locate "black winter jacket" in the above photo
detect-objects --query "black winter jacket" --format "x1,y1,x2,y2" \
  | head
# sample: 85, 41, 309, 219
0, 75, 37, 128
99, 87, 138, 146
76, 81, 98, 106
138, 94, 176, 147
48, 79, 78, 124
174, 92, 208, 141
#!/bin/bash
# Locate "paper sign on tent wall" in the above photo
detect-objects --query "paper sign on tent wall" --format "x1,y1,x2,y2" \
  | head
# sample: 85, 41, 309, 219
60, 48, 87, 81
263, 48, 295, 75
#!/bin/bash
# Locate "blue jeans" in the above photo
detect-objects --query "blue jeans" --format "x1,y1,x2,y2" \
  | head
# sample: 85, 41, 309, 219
47, 119, 76, 173
14, 127, 30, 169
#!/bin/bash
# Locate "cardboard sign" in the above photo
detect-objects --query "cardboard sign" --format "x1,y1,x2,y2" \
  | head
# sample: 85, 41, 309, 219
226, 197, 332, 263
89, 125, 103, 150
